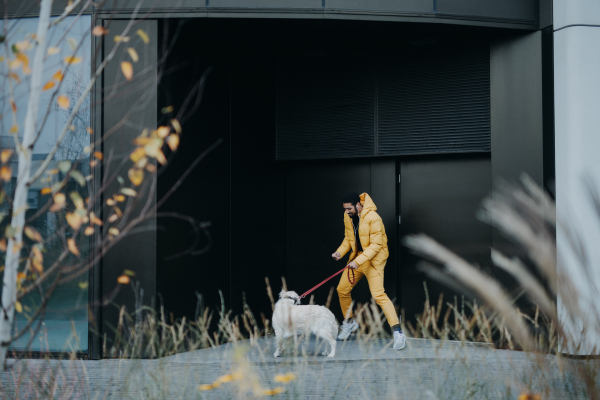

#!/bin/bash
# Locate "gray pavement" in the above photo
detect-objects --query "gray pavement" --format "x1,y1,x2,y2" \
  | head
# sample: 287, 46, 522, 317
0, 334, 596, 399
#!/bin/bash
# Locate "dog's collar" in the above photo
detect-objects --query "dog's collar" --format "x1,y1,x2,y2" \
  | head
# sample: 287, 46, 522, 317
282, 296, 300, 304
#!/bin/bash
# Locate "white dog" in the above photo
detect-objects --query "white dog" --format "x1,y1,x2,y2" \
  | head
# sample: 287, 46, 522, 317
272, 290, 338, 358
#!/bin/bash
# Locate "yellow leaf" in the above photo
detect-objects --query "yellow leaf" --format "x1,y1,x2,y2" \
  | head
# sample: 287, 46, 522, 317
86, 127, 93, 134
128, 168, 144, 186
156, 149, 167, 165
32, 257, 43, 274
114, 35, 130, 43
15, 301, 22, 314
137, 29, 150, 44
108, 214, 118, 223
263, 387, 284, 396
198, 384, 214, 391
64, 56, 82, 64
117, 274, 130, 284
171, 119, 182, 134
157, 126, 170, 138
146, 164, 157, 173
52, 70, 64, 82
46, 168, 59, 175
32, 246, 43, 263
67, 38, 77, 51
0, 166, 12, 182
109, 227, 120, 236
78, 281, 89, 289
90, 212, 103, 226
161, 105, 174, 114
57, 95, 69, 109
10, 101, 16, 113
9, 125, 18, 134
121, 187, 137, 197
114, 195, 125, 202
127, 47, 139, 62
8, 59, 22, 70
92, 26, 108, 36
16, 272, 25, 281
167, 134, 179, 151
47, 47, 60, 55
70, 192, 84, 210
9, 72, 20, 83
40, 187, 52, 195
42, 80, 55, 91
1, 149, 13, 163
24, 226, 42, 242
84, 226, 94, 236
70, 124, 75, 131
214, 374, 233, 384
106, 198, 116, 206
66, 212, 82, 230
0, 239, 6, 251
67, 238, 80, 256
121, 61, 133, 80
12, 242, 22, 254
54, 193, 66, 205
129, 147, 146, 163
123, 269, 136, 277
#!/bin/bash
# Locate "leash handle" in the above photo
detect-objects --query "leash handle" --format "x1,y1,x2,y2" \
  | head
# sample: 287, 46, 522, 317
299, 264, 356, 299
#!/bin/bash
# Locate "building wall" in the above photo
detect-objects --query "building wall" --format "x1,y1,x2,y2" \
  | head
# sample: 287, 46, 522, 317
554, 0, 600, 354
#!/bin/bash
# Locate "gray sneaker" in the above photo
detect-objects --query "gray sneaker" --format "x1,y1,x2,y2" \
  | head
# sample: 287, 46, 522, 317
393, 331, 406, 350
337, 320, 359, 340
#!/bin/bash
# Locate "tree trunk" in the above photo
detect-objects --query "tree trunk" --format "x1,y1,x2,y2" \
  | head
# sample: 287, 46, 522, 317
0, 0, 51, 368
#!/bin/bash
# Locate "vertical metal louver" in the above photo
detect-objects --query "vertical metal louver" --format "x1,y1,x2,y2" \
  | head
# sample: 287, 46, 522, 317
276, 52, 375, 160
377, 42, 490, 155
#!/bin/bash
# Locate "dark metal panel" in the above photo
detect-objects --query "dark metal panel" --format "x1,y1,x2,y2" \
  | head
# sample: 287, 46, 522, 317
230, 50, 287, 318
325, 0, 432, 13
399, 156, 492, 325
101, 20, 157, 350
490, 32, 543, 278
378, 42, 491, 156
155, 20, 231, 323
286, 161, 372, 322
539, 0, 553, 29
542, 27, 555, 197
437, 0, 537, 23
370, 159, 397, 303
89, 16, 103, 361
490, 32, 543, 186
276, 52, 375, 160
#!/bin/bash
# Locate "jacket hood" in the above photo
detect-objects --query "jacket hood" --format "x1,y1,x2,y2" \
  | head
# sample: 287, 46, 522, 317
359, 193, 377, 216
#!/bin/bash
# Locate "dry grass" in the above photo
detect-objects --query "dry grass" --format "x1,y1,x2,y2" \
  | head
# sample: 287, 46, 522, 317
1, 175, 599, 399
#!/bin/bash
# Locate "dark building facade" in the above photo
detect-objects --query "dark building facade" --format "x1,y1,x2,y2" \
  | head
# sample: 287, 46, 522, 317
2, 0, 555, 359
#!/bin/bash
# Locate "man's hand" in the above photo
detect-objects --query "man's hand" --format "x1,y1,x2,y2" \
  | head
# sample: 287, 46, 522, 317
332, 252, 342, 261
347, 261, 359, 270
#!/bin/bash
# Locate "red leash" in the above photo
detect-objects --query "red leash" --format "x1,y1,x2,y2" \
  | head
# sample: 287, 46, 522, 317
299, 265, 356, 299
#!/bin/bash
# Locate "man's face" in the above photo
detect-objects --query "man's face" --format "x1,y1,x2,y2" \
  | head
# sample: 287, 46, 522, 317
343, 203, 358, 217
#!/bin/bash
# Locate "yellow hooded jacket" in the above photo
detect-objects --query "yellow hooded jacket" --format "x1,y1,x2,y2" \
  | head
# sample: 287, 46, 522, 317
336, 193, 389, 270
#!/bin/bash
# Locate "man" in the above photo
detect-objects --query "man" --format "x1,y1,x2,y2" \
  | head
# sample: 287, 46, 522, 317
332, 192, 406, 350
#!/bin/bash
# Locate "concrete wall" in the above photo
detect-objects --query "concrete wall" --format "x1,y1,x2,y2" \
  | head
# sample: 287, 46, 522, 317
554, 0, 600, 354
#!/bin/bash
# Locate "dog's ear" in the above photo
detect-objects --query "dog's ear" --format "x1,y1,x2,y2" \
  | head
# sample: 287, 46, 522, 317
279, 289, 286, 299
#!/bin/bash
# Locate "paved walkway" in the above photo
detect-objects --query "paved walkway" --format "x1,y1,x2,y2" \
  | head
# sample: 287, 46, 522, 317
0, 335, 594, 399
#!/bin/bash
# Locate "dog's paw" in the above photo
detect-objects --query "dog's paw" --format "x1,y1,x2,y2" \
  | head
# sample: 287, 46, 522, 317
327, 353, 335, 359
321, 351, 329, 357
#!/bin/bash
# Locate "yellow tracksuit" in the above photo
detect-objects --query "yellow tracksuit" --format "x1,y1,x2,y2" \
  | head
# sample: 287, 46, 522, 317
336, 193, 399, 326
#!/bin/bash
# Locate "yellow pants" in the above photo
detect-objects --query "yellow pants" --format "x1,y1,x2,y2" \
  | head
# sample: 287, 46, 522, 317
337, 256, 399, 327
